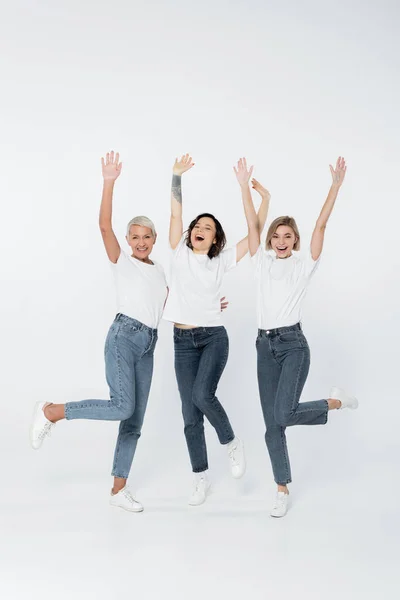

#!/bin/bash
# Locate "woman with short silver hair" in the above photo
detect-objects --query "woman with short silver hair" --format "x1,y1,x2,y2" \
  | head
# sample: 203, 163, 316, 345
29, 151, 168, 513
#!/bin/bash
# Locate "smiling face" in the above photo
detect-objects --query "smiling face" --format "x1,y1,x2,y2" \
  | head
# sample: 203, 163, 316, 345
190, 217, 217, 254
270, 225, 298, 259
126, 225, 156, 262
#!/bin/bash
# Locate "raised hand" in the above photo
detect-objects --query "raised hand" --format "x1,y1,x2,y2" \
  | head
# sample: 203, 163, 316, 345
329, 156, 347, 187
251, 178, 271, 200
233, 157, 254, 186
101, 151, 122, 181
173, 154, 195, 176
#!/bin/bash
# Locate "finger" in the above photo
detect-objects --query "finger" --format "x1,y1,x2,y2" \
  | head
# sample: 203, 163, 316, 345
106, 152, 110, 165
220, 296, 226, 301
101, 157, 105, 168
115, 152, 120, 165
110, 150, 114, 163
329, 165, 334, 177
118, 162, 123, 172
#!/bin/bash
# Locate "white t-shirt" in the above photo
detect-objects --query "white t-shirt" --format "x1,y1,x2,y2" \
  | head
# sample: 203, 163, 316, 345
252, 244, 320, 330
163, 236, 237, 327
111, 250, 168, 329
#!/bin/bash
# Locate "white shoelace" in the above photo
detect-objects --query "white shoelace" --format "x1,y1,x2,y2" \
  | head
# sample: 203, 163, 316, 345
38, 421, 55, 440
228, 445, 239, 465
122, 488, 137, 505
273, 493, 288, 511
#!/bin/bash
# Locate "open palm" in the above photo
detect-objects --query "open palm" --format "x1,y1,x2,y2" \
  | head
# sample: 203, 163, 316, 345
101, 151, 122, 181
233, 157, 253, 186
330, 156, 347, 187
173, 154, 195, 175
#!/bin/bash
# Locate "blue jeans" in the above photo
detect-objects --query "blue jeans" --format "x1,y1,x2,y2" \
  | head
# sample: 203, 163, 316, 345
256, 323, 329, 485
65, 314, 157, 479
174, 326, 235, 473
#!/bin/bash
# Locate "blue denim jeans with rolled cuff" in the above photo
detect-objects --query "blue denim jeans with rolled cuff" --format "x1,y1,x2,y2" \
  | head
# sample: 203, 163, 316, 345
174, 326, 235, 473
65, 314, 157, 479
256, 323, 329, 486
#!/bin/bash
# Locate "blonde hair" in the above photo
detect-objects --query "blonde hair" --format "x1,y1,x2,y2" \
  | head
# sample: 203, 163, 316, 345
266, 216, 300, 251
126, 216, 156, 237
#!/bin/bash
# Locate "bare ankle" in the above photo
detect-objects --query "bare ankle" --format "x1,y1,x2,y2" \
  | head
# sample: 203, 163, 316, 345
277, 484, 289, 494
328, 398, 341, 410
112, 478, 127, 495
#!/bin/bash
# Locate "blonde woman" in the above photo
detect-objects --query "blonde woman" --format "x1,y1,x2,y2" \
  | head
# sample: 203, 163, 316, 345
235, 157, 358, 518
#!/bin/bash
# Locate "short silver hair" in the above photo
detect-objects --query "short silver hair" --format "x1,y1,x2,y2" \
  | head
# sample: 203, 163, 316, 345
126, 216, 156, 237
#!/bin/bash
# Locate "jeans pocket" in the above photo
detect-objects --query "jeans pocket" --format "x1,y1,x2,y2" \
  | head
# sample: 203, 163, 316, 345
278, 332, 299, 343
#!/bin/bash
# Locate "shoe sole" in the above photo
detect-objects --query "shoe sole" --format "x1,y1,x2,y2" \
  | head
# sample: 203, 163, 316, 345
30, 401, 45, 450
110, 503, 144, 513
188, 484, 211, 506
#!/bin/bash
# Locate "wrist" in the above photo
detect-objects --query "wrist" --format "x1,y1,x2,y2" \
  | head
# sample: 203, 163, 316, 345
103, 178, 116, 185
172, 171, 182, 177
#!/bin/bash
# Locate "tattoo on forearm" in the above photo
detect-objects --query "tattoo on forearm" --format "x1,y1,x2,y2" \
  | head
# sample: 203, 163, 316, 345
172, 174, 182, 204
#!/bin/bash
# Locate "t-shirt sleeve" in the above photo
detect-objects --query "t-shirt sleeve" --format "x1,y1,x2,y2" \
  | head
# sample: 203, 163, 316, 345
303, 247, 321, 278
110, 249, 128, 269
221, 246, 237, 273
171, 235, 187, 256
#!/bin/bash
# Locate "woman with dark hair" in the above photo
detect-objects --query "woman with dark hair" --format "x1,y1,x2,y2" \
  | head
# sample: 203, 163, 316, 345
235, 156, 358, 518
163, 154, 269, 506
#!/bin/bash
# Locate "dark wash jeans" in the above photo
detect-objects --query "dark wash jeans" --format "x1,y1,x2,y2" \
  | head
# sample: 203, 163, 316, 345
174, 326, 235, 473
65, 314, 157, 479
256, 323, 328, 485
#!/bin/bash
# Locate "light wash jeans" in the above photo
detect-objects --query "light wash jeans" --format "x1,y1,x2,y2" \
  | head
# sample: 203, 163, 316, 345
256, 323, 328, 485
174, 326, 235, 473
65, 314, 157, 479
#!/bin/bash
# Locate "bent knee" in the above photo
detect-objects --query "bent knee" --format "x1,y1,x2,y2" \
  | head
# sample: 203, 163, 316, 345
274, 412, 291, 427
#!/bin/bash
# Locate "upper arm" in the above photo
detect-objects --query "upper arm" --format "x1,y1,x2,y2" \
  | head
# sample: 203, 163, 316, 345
100, 227, 121, 263
235, 236, 249, 263
310, 223, 326, 261
248, 224, 260, 257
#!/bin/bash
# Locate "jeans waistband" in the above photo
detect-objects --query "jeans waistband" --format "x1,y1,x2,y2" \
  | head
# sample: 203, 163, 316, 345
115, 313, 158, 335
258, 322, 302, 338
173, 325, 225, 337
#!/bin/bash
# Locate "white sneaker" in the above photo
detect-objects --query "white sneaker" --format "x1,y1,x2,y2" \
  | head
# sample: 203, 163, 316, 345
188, 475, 211, 506
227, 437, 246, 479
30, 402, 55, 449
330, 387, 358, 410
270, 491, 289, 518
110, 487, 143, 512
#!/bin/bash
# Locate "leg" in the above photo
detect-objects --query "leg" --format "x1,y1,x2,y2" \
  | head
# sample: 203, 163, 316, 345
64, 322, 138, 422
112, 349, 154, 486
256, 335, 292, 485
174, 333, 208, 473
192, 328, 234, 445
274, 345, 328, 427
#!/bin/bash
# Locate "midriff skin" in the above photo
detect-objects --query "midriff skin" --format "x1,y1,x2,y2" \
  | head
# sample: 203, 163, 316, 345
174, 323, 197, 329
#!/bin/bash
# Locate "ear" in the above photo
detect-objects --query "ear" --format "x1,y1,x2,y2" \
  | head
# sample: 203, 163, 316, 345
153, 233, 157, 244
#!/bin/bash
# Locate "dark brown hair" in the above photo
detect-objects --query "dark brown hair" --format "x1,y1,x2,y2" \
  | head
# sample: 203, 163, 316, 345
185, 213, 226, 259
